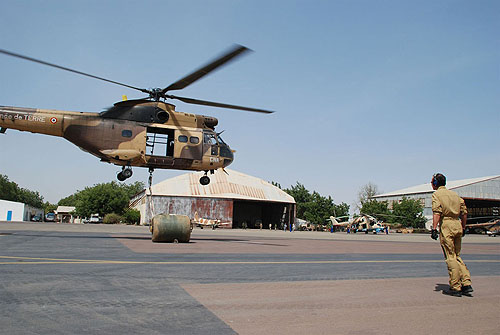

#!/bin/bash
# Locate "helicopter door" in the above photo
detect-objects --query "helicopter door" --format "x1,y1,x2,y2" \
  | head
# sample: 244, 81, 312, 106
174, 131, 203, 160
146, 127, 174, 157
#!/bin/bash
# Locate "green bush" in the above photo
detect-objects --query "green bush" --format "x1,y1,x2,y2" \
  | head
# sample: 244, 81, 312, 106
123, 208, 141, 225
103, 213, 123, 224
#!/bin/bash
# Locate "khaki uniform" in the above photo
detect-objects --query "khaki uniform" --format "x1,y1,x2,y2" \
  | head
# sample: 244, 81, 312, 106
432, 186, 471, 291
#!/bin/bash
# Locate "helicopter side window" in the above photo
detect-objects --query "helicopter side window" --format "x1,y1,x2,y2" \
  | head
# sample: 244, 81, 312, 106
178, 135, 188, 143
122, 130, 132, 138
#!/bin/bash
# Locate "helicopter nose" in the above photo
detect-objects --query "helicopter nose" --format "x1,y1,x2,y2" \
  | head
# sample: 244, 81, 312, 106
220, 145, 234, 167
223, 150, 233, 167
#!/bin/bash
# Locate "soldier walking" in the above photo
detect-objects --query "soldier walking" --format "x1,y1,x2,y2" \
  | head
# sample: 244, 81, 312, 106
430, 173, 473, 297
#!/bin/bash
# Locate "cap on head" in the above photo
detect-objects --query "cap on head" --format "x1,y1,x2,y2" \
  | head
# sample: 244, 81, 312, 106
432, 173, 446, 187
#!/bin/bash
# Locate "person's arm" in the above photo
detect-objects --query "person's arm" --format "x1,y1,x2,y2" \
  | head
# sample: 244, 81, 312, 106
431, 193, 441, 240
433, 213, 441, 230
460, 198, 467, 231
431, 193, 442, 230
460, 213, 467, 231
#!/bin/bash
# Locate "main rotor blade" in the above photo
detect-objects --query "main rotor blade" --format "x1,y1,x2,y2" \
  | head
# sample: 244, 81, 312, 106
0, 49, 148, 93
166, 94, 274, 114
162, 45, 251, 93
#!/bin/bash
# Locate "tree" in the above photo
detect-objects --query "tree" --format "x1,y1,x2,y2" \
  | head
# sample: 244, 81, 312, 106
76, 182, 128, 217
103, 213, 123, 224
122, 181, 145, 198
284, 182, 312, 219
284, 182, 350, 225
333, 202, 350, 219
284, 182, 311, 203
360, 200, 390, 222
64, 181, 145, 218
391, 197, 427, 228
123, 208, 141, 225
58, 193, 81, 207
301, 192, 333, 225
0, 174, 18, 201
356, 182, 379, 210
17, 188, 44, 209
44, 201, 57, 214
0, 174, 44, 208
270, 181, 282, 189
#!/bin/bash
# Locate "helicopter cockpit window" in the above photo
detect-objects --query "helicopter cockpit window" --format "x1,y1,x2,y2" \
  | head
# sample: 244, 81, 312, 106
121, 130, 133, 138
190, 136, 200, 144
178, 135, 188, 143
203, 132, 218, 145
216, 134, 227, 145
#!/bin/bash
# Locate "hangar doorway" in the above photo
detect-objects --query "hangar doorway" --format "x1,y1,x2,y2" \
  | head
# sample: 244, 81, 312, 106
464, 198, 500, 223
232, 200, 294, 229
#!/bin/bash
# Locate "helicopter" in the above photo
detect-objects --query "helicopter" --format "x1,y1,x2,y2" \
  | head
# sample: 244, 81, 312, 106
0, 45, 273, 185
327, 214, 388, 234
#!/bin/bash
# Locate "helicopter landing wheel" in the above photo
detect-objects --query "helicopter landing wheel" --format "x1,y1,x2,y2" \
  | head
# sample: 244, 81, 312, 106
200, 175, 210, 185
117, 172, 127, 181
122, 167, 133, 179
117, 167, 133, 181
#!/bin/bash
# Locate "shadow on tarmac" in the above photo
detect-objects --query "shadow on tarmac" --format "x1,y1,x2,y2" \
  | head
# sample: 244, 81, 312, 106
3, 232, 151, 240
434, 283, 449, 292
3, 232, 285, 246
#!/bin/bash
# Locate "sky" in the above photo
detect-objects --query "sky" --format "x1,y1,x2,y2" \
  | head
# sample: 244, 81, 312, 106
0, 0, 499, 210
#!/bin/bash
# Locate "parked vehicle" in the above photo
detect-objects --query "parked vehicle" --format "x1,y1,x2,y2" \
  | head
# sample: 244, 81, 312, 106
31, 215, 42, 222
45, 213, 56, 222
89, 214, 102, 224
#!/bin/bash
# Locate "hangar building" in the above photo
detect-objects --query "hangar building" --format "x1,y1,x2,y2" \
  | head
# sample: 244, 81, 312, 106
130, 169, 295, 228
372, 175, 500, 226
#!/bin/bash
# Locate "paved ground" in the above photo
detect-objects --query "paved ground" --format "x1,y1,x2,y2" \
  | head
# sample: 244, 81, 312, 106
1, 222, 499, 334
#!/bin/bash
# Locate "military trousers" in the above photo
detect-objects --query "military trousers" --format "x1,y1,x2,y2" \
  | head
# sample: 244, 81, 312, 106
439, 219, 471, 291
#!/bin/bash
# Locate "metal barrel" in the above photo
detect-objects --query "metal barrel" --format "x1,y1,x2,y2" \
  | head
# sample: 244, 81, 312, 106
151, 214, 192, 243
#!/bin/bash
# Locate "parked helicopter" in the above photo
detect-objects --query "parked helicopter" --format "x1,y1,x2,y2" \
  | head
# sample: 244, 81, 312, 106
0, 45, 273, 185
327, 214, 388, 234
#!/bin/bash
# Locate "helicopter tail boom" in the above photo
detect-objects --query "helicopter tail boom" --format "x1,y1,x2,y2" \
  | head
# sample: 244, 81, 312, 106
0, 106, 66, 137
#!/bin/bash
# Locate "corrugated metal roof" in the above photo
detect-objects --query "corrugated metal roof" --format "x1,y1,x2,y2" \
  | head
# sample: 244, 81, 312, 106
56, 206, 76, 213
150, 169, 295, 204
373, 175, 500, 198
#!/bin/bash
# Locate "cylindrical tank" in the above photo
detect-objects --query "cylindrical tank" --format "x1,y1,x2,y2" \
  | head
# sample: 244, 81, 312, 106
151, 214, 192, 243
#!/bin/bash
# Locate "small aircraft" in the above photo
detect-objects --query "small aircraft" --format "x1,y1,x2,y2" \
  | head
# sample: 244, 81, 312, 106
465, 218, 500, 236
192, 211, 231, 229
0, 45, 273, 185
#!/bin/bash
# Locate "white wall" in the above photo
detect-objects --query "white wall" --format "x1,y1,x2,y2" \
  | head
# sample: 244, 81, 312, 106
0, 199, 25, 221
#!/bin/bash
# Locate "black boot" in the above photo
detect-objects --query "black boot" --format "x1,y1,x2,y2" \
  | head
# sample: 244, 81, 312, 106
442, 288, 462, 297
461, 285, 474, 295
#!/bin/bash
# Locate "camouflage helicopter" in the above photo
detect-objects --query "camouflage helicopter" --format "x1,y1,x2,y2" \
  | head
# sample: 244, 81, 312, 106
0, 45, 272, 185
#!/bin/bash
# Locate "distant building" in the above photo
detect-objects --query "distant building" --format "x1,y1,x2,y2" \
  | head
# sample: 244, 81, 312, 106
55, 206, 76, 223
130, 169, 296, 228
372, 175, 500, 228
0, 199, 44, 222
